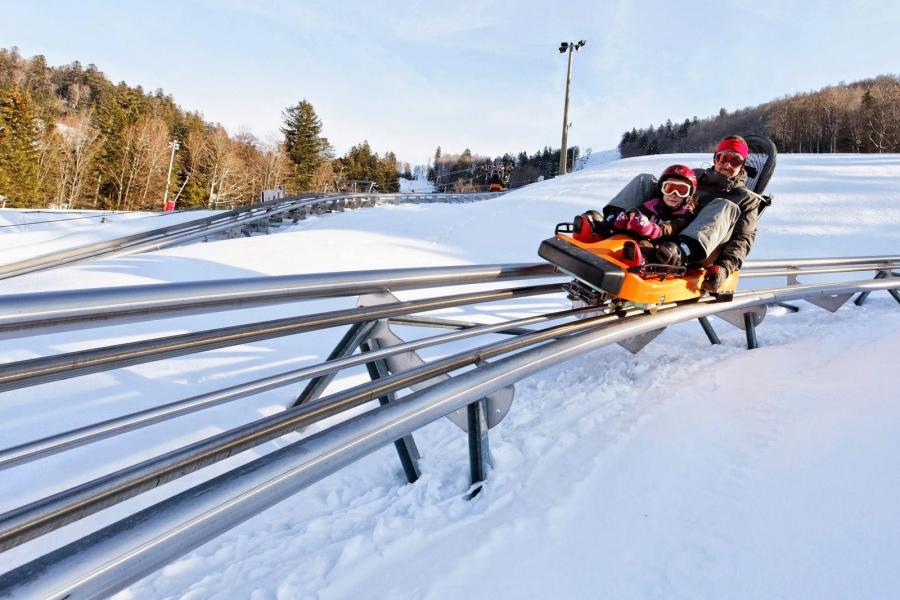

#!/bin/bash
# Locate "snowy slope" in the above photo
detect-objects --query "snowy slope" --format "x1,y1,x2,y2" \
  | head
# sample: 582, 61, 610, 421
1, 154, 899, 599
0, 209, 222, 265
398, 176, 435, 194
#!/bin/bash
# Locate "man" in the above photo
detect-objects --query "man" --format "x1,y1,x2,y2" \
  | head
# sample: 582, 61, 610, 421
604, 135, 762, 291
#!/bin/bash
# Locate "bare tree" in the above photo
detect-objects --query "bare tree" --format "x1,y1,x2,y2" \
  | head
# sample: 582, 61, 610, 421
107, 116, 169, 210
52, 110, 102, 208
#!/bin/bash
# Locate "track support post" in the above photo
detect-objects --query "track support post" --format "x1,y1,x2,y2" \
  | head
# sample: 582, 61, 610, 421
775, 302, 800, 312
743, 312, 759, 349
293, 321, 377, 407
467, 398, 491, 499
360, 340, 421, 484
697, 317, 720, 345
855, 271, 900, 306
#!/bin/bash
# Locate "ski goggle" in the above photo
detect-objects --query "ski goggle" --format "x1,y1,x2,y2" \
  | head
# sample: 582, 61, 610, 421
661, 179, 693, 198
714, 151, 745, 169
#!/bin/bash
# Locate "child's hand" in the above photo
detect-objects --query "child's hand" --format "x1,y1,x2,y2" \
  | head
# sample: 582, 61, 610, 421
612, 211, 630, 230
626, 213, 661, 239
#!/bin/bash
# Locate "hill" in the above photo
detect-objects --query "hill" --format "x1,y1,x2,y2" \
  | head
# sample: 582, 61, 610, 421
619, 75, 900, 157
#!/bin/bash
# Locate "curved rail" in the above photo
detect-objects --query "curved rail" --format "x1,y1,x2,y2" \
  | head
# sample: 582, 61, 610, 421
2, 256, 898, 340
0, 283, 561, 392
0, 263, 558, 339
0, 191, 504, 281
1, 275, 898, 598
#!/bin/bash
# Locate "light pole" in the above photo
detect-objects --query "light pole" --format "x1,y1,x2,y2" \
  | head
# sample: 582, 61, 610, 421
163, 140, 180, 211
558, 40, 585, 177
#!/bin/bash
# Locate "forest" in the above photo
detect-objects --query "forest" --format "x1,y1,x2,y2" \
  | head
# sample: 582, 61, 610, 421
618, 75, 900, 157
0, 47, 400, 210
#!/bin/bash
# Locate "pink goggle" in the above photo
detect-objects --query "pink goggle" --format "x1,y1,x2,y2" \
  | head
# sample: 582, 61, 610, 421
661, 179, 693, 198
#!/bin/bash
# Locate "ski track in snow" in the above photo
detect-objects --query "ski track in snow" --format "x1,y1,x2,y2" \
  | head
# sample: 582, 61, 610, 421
1, 154, 899, 599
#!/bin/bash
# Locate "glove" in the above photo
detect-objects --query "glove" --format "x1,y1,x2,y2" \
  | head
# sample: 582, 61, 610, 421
612, 211, 630, 231
702, 264, 728, 292
626, 213, 661, 239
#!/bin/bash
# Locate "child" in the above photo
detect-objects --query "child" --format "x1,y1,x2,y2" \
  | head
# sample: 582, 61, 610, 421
573, 164, 697, 266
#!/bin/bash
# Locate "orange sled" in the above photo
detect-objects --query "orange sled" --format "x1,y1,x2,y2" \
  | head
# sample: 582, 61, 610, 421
538, 225, 738, 306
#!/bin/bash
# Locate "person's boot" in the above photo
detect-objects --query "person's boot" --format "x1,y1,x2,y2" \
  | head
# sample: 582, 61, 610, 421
655, 241, 684, 266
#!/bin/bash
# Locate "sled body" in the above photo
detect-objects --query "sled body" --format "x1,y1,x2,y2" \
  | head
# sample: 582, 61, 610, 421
538, 233, 739, 306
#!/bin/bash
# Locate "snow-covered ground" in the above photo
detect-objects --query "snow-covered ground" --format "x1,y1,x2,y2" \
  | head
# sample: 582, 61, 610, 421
1, 154, 899, 599
398, 176, 435, 194
578, 147, 621, 170
0, 208, 223, 265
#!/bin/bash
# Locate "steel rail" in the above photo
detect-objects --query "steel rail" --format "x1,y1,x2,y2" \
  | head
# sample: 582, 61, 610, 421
106, 192, 427, 255
0, 263, 560, 340
2, 257, 898, 341
0, 306, 591, 471
2, 276, 898, 599
739, 264, 900, 279
0, 191, 502, 281
0, 194, 319, 280
742, 255, 900, 269
0, 304, 642, 552
0, 283, 562, 393
387, 315, 537, 334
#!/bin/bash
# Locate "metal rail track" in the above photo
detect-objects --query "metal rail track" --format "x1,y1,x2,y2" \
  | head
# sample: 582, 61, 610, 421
0, 260, 898, 599
2, 257, 898, 339
0, 191, 503, 281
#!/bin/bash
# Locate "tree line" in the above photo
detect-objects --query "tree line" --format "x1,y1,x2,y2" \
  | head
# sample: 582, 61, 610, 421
0, 47, 400, 210
619, 75, 900, 157
428, 145, 581, 191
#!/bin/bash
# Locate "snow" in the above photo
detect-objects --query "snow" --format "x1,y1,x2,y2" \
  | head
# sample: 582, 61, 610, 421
0, 208, 223, 265
1, 154, 899, 599
398, 176, 435, 194
577, 147, 621, 170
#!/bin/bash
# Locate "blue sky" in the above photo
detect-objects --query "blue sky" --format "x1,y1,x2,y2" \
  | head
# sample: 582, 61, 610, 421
2, 0, 898, 165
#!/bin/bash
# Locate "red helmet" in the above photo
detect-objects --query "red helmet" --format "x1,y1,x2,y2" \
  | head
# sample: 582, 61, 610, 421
659, 164, 697, 192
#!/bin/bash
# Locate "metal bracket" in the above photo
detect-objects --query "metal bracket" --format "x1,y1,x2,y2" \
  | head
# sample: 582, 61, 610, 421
357, 292, 516, 432
714, 304, 767, 330
804, 292, 853, 313
617, 327, 666, 354
714, 305, 767, 350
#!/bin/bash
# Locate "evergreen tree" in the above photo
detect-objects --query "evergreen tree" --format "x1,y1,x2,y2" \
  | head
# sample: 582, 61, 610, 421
281, 99, 331, 192
0, 85, 41, 207
380, 151, 400, 192
431, 145, 441, 181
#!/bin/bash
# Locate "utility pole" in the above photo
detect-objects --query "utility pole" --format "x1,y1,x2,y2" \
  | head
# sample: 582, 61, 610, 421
558, 40, 586, 177
162, 139, 180, 211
